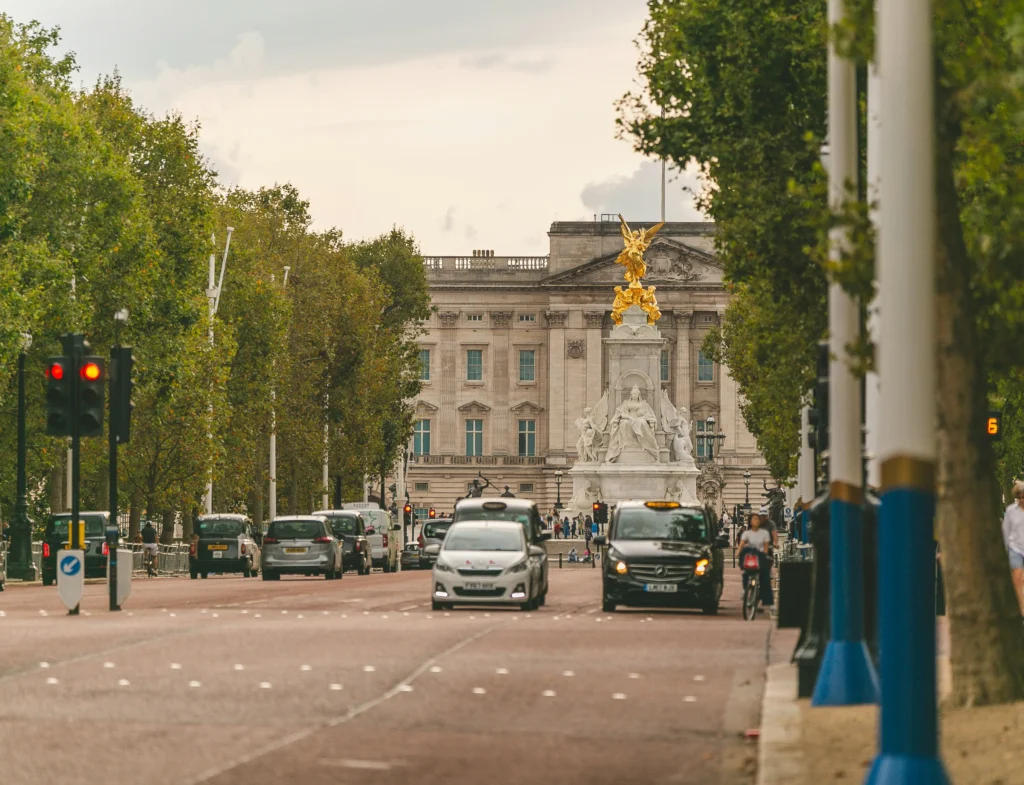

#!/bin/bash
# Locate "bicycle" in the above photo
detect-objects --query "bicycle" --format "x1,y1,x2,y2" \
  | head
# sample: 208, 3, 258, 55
143, 546, 158, 578
741, 550, 762, 621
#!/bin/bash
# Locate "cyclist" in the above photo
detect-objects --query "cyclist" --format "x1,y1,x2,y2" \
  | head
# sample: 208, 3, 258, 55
738, 511, 774, 614
141, 521, 159, 575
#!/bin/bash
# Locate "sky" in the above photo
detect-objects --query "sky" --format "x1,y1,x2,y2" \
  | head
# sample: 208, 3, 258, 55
7, 0, 707, 255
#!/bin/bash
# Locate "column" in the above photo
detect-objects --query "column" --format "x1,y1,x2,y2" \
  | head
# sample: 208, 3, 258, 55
584, 311, 605, 407
490, 311, 513, 455
546, 310, 568, 456
438, 311, 460, 454
674, 311, 692, 414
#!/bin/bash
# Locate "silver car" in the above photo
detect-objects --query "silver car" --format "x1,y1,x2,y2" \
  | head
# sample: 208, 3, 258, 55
261, 516, 342, 581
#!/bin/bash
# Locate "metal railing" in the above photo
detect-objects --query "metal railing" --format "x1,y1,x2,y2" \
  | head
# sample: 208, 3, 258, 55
126, 543, 190, 576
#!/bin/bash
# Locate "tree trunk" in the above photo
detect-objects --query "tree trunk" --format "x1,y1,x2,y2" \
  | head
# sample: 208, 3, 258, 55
160, 509, 175, 545
289, 463, 298, 515
182, 507, 195, 541
128, 491, 142, 540
934, 100, 1024, 707
48, 465, 62, 515
251, 450, 264, 530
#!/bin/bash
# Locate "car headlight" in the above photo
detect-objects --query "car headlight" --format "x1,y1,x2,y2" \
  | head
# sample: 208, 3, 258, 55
695, 558, 709, 576
434, 560, 454, 573
615, 561, 628, 575
505, 560, 529, 574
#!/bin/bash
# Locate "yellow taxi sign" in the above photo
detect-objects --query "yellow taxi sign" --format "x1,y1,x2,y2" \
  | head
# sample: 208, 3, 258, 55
986, 411, 1002, 441
645, 501, 681, 509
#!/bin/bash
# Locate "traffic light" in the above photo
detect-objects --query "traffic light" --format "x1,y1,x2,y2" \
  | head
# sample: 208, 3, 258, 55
78, 356, 105, 437
403, 504, 412, 527
110, 346, 135, 443
428, 508, 436, 519
45, 357, 72, 436
807, 341, 829, 453
986, 411, 1003, 441
593, 502, 608, 525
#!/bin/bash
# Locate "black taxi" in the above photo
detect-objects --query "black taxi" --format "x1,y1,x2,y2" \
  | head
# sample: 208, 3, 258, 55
594, 500, 726, 614
41, 512, 117, 585
193, 514, 261, 579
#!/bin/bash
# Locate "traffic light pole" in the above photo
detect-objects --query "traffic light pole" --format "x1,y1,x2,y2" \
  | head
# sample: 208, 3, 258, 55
62, 334, 84, 615
109, 346, 120, 612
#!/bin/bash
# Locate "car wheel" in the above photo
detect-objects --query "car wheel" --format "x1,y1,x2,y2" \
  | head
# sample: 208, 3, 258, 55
190, 570, 198, 580
431, 600, 444, 611
521, 581, 536, 611
242, 561, 252, 578
383, 561, 391, 574
262, 569, 273, 581
538, 591, 547, 607
43, 575, 54, 587
201, 571, 208, 579
250, 563, 259, 578
602, 597, 617, 613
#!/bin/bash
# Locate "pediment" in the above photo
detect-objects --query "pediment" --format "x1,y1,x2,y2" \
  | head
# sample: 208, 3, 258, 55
544, 238, 722, 287
415, 399, 439, 413
458, 400, 492, 415
510, 400, 544, 415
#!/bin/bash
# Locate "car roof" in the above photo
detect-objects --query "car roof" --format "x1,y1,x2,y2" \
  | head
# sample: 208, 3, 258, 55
270, 515, 327, 522
53, 511, 110, 517
455, 498, 537, 511
198, 513, 249, 520
614, 500, 705, 512
448, 520, 525, 531
313, 509, 361, 517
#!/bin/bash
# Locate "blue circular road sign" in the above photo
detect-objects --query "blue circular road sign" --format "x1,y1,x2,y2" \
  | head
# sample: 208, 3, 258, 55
60, 554, 82, 576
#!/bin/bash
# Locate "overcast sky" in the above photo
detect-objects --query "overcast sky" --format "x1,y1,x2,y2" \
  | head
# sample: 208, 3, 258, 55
8, 0, 706, 255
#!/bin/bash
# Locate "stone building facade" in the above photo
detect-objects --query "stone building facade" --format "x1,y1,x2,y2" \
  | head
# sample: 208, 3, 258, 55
405, 219, 770, 517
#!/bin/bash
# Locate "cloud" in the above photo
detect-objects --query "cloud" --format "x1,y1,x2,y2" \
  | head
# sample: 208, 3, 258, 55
460, 51, 555, 74
580, 160, 708, 223
440, 207, 456, 232
139, 32, 266, 107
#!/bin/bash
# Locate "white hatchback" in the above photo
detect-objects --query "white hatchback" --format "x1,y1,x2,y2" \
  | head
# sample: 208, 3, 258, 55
428, 521, 544, 611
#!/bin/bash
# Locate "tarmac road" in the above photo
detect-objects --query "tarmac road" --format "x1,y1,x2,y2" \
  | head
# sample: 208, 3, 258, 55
0, 564, 771, 785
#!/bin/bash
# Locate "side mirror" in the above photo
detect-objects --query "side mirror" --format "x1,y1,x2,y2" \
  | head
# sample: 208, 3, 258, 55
365, 527, 375, 535
538, 531, 552, 542
593, 535, 607, 547
423, 544, 441, 556
716, 534, 730, 548
436, 529, 447, 540
528, 545, 545, 557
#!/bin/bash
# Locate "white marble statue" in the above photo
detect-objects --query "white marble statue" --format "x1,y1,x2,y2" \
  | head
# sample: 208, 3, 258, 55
568, 482, 602, 511
606, 385, 660, 463
574, 408, 600, 463
660, 390, 694, 463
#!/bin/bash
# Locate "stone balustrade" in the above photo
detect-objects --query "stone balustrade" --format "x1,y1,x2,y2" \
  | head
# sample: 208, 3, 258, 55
422, 255, 549, 279
408, 454, 548, 466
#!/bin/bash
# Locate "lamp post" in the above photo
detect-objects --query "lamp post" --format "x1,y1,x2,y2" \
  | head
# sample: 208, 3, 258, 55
9, 332, 37, 581
554, 470, 563, 510
743, 470, 751, 507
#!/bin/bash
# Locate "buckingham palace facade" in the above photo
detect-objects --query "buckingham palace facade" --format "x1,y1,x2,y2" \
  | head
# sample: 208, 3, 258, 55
404, 218, 769, 518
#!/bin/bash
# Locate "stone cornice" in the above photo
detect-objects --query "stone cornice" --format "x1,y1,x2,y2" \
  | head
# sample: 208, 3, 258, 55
437, 311, 460, 328
545, 310, 569, 328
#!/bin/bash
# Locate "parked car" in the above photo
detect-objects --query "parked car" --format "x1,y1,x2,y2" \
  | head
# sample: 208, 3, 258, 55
426, 521, 544, 611
594, 500, 724, 614
400, 541, 422, 570
341, 503, 400, 572
452, 498, 551, 605
193, 514, 261, 579
312, 509, 371, 574
261, 516, 342, 580
41, 512, 113, 586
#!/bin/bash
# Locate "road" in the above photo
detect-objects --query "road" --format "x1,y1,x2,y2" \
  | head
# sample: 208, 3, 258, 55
0, 564, 771, 785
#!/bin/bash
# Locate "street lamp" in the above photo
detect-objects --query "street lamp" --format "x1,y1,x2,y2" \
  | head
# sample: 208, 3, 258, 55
697, 415, 727, 462
554, 470, 563, 510
743, 470, 751, 508
9, 332, 37, 580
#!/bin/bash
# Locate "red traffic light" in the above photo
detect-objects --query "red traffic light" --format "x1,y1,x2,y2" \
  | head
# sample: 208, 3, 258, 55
403, 505, 412, 514
593, 503, 600, 511
46, 363, 65, 380
81, 361, 101, 381
428, 508, 436, 518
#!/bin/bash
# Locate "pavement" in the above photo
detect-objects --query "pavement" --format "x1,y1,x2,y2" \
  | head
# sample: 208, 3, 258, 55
0, 562, 771, 785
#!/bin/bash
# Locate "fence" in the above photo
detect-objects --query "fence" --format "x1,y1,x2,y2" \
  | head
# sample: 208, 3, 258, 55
0, 540, 7, 587
25, 541, 189, 579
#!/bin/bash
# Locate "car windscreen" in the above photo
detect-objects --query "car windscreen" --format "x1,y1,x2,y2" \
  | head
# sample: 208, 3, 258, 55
198, 519, 245, 537
443, 527, 524, 552
325, 517, 357, 537
51, 516, 106, 538
614, 508, 708, 542
267, 520, 322, 540
453, 509, 531, 528
423, 522, 452, 538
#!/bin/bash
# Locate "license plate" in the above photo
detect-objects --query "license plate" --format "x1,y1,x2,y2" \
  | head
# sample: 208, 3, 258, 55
464, 582, 493, 591
208, 545, 228, 550
212, 552, 223, 559
285, 548, 307, 554
644, 583, 678, 593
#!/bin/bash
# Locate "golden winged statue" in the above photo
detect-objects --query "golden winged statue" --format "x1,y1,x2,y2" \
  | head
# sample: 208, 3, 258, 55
610, 215, 664, 325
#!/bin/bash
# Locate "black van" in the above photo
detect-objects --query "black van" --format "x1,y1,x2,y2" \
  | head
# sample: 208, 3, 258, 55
41, 512, 113, 586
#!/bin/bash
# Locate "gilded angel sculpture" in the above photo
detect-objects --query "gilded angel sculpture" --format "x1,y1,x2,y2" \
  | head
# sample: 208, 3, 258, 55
614, 215, 665, 284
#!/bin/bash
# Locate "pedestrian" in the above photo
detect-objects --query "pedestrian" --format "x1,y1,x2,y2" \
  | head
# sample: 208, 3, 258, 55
1, 521, 9, 542
758, 505, 778, 550
554, 520, 562, 539
584, 525, 593, 551
1001, 481, 1024, 617
591, 519, 598, 537
570, 519, 577, 538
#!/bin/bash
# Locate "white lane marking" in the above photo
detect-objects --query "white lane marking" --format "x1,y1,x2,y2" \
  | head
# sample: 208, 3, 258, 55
322, 611, 330, 615
363, 611, 369, 616
484, 613, 491, 618
46, 677, 59, 685
563, 670, 575, 677
403, 612, 409, 617
684, 695, 698, 703
297, 614, 304, 619
244, 599, 267, 605
587, 608, 598, 614
429, 666, 442, 673
381, 615, 388, 619
398, 684, 414, 692
472, 687, 486, 695
118, 679, 130, 687
211, 613, 219, 618
542, 690, 556, 697
341, 614, 347, 619
189, 681, 201, 688
400, 605, 418, 612
171, 663, 182, 670
362, 665, 376, 673
612, 693, 626, 700
259, 682, 272, 689
330, 683, 343, 691
512, 616, 518, 621
0, 611, 6, 617
646, 617, 654, 622
38, 610, 48, 616
233, 664, 245, 671
169, 613, 177, 617
241, 610, 249, 615
443, 613, 450, 617
425, 615, 432, 620
254, 614, 262, 618
103, 662, 115, 669
39, 662, 50, 669
201, 609, 207, 614
281, 610, 288, 615
321, 760, 403, 771
496, 668, 509, 675
693, 675, 706, 682
300, 665, 312, 672
469, 616, 476, 620
628, 673, 640, 679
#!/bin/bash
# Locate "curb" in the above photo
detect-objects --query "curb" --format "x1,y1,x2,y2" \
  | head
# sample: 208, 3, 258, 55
757, 663, 806, 785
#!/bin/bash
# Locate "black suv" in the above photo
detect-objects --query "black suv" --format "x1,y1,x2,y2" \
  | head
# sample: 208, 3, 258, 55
41, 512, 116, 585
595, 501, 725, 614
313, 509, 371, 575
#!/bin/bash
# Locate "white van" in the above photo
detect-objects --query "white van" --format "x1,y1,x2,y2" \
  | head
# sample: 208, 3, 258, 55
341, 503, 400, 572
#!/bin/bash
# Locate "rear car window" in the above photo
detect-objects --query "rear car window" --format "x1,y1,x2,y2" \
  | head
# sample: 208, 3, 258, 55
444, 527, 524, 552
325, 516, 358, 536
51, 515, 106, 538
454, 508, 532, 526
614, 508, 708, 542
268, 520, 323, 539
423, 522, 452, 538
198, 520, 245, 537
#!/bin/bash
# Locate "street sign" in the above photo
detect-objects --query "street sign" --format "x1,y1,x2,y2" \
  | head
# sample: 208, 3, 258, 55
106, 549, 132, 608
56, 549, 84, 613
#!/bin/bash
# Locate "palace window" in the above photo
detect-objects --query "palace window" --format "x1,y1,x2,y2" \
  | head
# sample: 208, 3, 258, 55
414, 482, 429, 492
519, 483, 534, 493
695, 419, 715, 460
697, 351, 714, 382
519, 314, 536, 323
519, 350, 536, 382
466, 349, 483, 381
465, 419, 484, 456
413, 419, 431, 456
418, 349, 430, 381
414, 507, 429, 522
518, 419, 536, 457
466, 314, 482, 322
660, 350, 670, 383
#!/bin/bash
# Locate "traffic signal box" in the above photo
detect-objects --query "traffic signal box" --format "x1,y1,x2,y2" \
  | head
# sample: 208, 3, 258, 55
45, 358, 72, 436
110, 346, 135, 443
807, 341, 830, 453
592, 502, 608, 524
78, 357, 105, 437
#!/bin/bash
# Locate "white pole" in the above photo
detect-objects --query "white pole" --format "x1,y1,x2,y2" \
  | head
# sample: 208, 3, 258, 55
865, 65, 883, 491
322, 393, 330, 510
660, 108, 667, 223
395, 448, 405, 554
205, 242, 216, 515
269, 267, 290, 522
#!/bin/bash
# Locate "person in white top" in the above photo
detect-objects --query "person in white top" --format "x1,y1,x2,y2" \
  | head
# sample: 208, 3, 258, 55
1001, 481, 1024, 616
